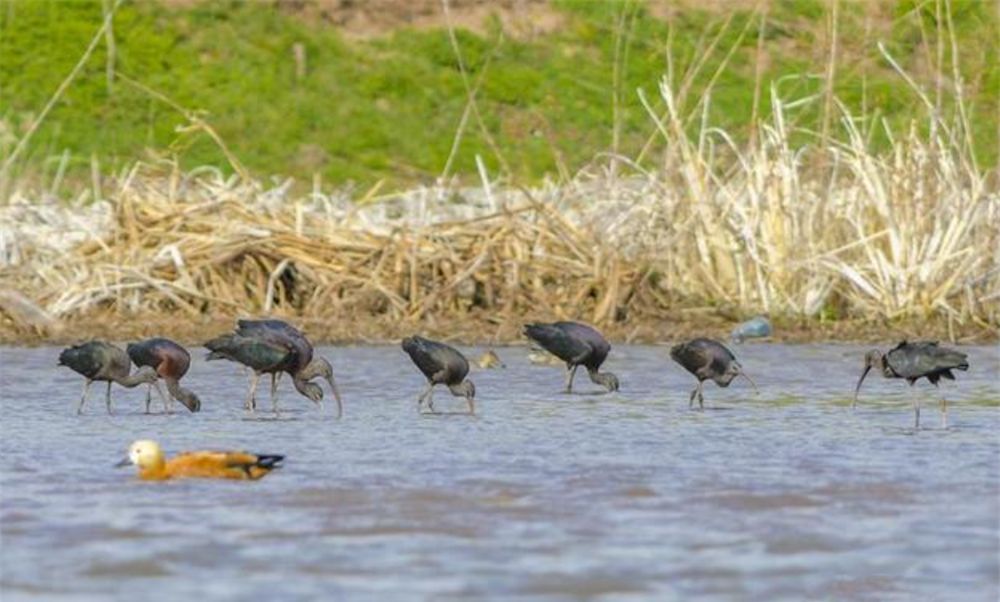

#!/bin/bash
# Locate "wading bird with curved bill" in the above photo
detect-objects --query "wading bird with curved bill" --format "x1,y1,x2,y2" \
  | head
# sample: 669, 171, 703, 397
116, 440, 283, 481
58, 341, 159, 414
853, 340, 969, 429
234, 319, 343, 417
402, 336, 476, 415
204, 327, 323, 415
523, 321, 620, 393
670, 338, 758, 409
127, 338, 201, 413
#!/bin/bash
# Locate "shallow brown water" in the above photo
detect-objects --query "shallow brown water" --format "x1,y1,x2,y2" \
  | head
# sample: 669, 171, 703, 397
1, 344, 998, 600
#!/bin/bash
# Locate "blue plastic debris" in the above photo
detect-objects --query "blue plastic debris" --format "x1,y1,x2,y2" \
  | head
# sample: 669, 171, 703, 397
731, 316, 772, 343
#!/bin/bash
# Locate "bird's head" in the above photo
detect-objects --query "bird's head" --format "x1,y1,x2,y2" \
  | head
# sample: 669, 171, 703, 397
294, 378, 324, 403
116, 440, 164, 470
181, 391, 202, 413
301, 357, 343, 406
449, 380, 476, 400
596, 371, 620, 393
853, 349, 884, 407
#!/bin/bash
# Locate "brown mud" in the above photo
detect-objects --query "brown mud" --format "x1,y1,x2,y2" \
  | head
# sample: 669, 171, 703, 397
3, 309, 993, 347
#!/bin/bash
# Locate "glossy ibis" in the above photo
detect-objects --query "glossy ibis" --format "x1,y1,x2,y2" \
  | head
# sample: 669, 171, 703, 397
731, 316, 772, 343
58, 341, 159, 414
235, 319, 343, 418
127, 338, 201, 413
402, 336, 476, 415
116, 440, 283, 481
204, 330, 322, 415
670, 338, 759, 408
853, 340, 969, 429
523, 321, 620, 393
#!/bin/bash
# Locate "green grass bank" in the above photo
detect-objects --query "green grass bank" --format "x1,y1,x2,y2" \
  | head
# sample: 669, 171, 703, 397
2, 0, 997, 191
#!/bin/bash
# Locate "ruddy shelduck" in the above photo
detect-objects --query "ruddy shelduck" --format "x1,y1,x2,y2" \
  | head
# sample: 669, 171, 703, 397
116, 440, 283, 481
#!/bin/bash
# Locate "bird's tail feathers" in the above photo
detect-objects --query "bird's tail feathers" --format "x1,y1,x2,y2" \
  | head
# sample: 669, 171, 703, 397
941, 350, 970, 372
255, 455, 284, 469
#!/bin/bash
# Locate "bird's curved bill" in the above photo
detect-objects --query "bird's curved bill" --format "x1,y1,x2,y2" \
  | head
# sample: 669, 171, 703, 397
326, 376, 343, 405
326, 376, 343, 418
741, 370, 760, 395
114, 457, 131, 468
852, 366, 871, 408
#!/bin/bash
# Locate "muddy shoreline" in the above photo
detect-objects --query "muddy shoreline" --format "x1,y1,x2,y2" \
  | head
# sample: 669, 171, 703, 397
3, 310, 994, 347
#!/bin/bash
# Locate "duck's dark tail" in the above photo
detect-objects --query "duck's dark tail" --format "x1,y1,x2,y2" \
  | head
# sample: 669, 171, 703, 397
255, 455, 284, 470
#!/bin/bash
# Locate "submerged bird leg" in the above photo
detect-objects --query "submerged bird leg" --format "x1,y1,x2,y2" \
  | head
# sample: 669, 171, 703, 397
565, 364, 579, 393
912, 386, 921, 430
246, 372, 261, 412
270, 373, 280, 415
78, 379, 92, 414
144, 384, 153, 414
426, 387, 437, 414
155, 380, 171, 413
697, 381, 705, 410
935, 383, 948, 429
688, 386, 698, 408
417, 381, 434, 413
105, 381, 113, 415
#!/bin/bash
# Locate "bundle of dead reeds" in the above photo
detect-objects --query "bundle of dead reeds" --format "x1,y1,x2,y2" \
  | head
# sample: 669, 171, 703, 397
1, 43, 996, 339
0, 164, 658, 336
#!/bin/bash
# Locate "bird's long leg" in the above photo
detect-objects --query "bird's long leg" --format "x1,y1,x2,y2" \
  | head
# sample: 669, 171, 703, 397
144, 384, 152, 414
246, 372, 260, 413
565, 365, 578, 394
688, 386, 698, 408
155, 380, 171, 414
105, 381, 113, 415
466, 395, 475, 416
697, 381, 705, 410
426, 387, 437, 414
270, 373, 280, 416
935, 383, 948, 429
417, 381, 434, 413
912, 386, 921, 430
77, 379, 92, 414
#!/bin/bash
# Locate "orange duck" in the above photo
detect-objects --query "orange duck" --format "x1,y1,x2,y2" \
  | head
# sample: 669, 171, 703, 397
116, 440, 283, 481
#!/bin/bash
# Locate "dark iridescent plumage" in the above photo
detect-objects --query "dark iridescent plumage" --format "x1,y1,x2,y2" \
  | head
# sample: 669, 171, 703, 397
58, 341, 158, 414
854, 340, 969, 428
127, 338, 201, 413
235, 319, 343, 417
523, 321, 619, 393
402, 336, 475, 414
670, 338, 758, 408
205, 327, 321, 414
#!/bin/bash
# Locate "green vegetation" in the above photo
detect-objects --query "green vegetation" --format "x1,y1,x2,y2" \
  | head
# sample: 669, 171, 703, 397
1, 0, 997, 191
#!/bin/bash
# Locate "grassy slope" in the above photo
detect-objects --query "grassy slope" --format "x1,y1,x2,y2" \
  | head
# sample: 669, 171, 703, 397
1, 0, 997, 191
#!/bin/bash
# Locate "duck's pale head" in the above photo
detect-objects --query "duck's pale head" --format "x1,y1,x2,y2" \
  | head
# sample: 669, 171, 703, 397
116, 439, 164, 470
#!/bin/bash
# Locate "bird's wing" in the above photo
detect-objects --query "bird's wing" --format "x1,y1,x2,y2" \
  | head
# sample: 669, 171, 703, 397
204, 334, 292, 371
168, 451, 282, 480
887, 342, 968, 378
236, 321, 313, 368
670, 341, 714, 375
58, 342, 105, 377
126, 340, 159, 369
402, 337, 447, 378
237, 319, 300, 337
523, 323, 592, 363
